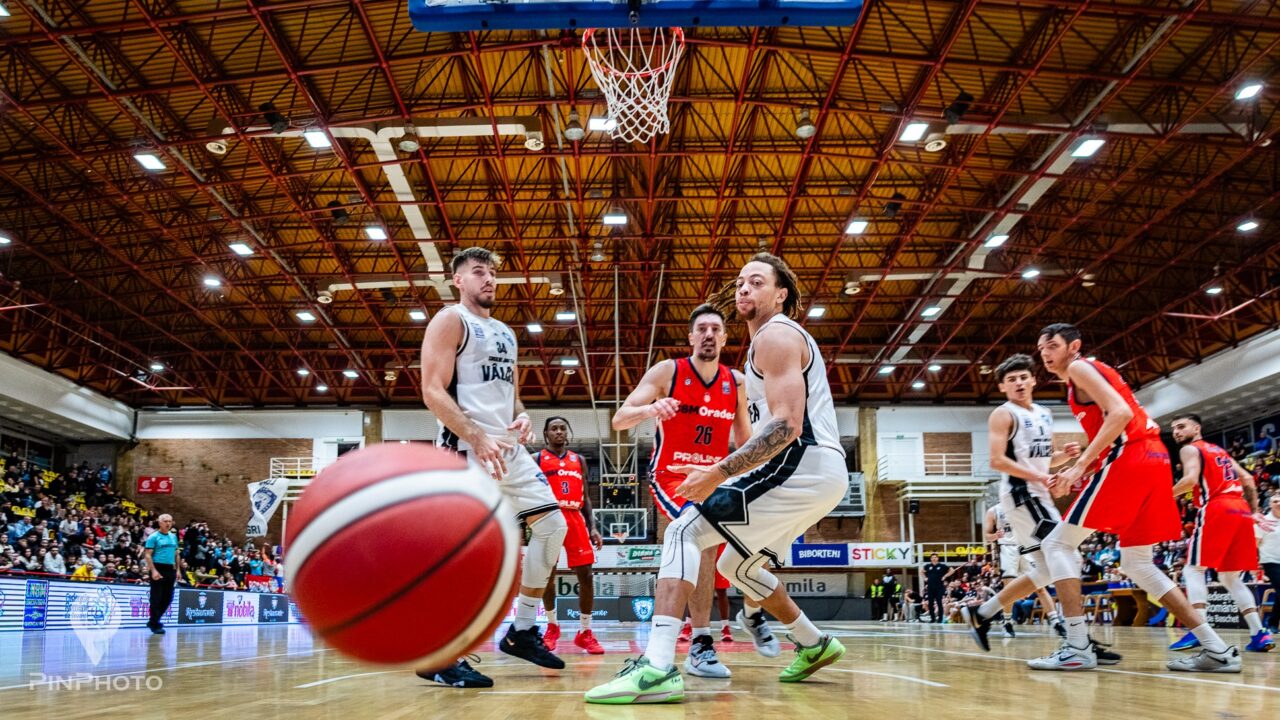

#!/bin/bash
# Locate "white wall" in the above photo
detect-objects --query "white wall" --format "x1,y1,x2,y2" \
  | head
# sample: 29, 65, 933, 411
0, 353, 134, 440
1135, 328, 1280, 421
136, 410, 364, 439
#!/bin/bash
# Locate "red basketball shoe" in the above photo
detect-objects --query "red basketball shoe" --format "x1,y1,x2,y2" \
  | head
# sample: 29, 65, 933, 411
543, 623, 561, 652
575, 629, 605, 655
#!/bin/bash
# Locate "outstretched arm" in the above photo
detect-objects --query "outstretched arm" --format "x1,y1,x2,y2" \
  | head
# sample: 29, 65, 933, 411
612, 360, 679, 431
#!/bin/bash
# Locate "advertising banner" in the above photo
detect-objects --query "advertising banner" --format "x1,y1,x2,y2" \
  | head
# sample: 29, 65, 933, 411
177, 588, 224, 625
258, 594, 291, 623
789, 542, 915, 567
136, 476, 173, 494
790, 543, 849, 566
221, 591, 260, 625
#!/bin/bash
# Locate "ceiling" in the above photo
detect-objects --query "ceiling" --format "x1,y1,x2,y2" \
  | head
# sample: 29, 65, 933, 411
0, 0, 1278, 409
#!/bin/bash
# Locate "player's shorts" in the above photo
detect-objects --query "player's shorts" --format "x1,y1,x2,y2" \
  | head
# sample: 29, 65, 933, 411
696, 445, 847, 563
1064, 437, 1181, 546
714, 544, 730, 590
998, 543, 1028, 578
650, 472, 692, 521
999, 482, 1062, 579
561, 508, 597, 568
1188, 496, 1258, 572
475, 443, 560, 521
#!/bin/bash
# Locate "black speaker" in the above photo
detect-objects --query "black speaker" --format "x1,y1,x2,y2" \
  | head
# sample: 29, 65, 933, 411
909, 499, 920, 514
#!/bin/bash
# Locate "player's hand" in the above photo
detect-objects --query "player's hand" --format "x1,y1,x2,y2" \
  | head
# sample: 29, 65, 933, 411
471, 434, 514, 480
151, 569, 161, 581
590, 528, 603, 550
1063, 442, 1082, 458
647, 397, 680, 422
1254, 512, 1277, 532
668, 463, 728, 502
507, 414, 535, 445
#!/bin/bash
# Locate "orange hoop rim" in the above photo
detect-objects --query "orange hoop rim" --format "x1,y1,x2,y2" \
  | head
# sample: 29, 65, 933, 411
581, 27, 686, 79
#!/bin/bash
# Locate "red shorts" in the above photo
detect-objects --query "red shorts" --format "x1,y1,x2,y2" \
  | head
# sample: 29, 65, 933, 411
1064, 438, 1181, 546
650, 473, 692, 521
561, 508, 596, 568
1188, 497, 1258, 572
714, 544, 730, 590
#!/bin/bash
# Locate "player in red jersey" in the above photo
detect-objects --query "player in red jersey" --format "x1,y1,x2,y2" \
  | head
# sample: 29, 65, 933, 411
1168, 413, 1274, 653
1034, 322, 1241, 672
537, 416, 605, 655
611, 303, 753, 678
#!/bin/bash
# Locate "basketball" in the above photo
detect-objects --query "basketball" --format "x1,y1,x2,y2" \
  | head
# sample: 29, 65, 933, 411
284, 442, 520, 668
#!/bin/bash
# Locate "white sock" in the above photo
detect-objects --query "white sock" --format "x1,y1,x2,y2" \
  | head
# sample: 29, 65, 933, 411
693, 626, 711, 641
513, 594, 540, 631
645, 615, 681, 670
784, 613, 822, 647
977, 596, 1003, 620
1243, 611, 1263, 635
1065, 616, 1088, 649
547, 605, 558, 625
1048, 610, 1061, 623
1193, 606, 1207, 624
580, 614, 592, 630
744, 605, 763, 620
1190, 623, 1228, 653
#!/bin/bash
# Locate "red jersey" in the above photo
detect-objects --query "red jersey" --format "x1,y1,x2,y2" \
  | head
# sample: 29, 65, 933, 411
536, 448, 586, 511
1067, 359, 1160, 445
1188, 439, 1244, 508
650, 358, 738, 478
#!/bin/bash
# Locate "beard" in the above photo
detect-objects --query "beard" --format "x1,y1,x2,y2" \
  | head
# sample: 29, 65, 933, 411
695, 347, 719, 362
472, 292, 495, 309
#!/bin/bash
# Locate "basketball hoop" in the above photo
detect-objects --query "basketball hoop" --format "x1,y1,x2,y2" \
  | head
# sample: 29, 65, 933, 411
610, 522, 630, 543
582, 26, 685, 144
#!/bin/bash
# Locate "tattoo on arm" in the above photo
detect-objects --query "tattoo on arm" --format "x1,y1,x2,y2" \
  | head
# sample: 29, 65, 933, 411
718, 418, 795, 478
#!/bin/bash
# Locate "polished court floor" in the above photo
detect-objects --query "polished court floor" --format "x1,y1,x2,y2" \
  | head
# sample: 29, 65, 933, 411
2, 621, 1276, 719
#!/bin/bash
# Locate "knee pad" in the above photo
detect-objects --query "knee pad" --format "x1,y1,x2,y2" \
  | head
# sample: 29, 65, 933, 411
1119, 545, 1176, 599
1219, 571, 1258, 612
521, 511, 567, 588
716, 547, 778, 602
657, 511, 716, 586
1182, 564, 1208, 605
1041, 535, 1082, 584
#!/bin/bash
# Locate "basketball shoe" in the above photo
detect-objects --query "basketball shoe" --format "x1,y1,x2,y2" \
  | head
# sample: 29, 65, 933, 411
960, 605, 992, 651
1169, 631, 1200, 650
677, 619, 693, 643
584, 657, 684, 704
416, 656, 493, 689
1027, 641, 1097, 671
1003, 621, 1016, 638
684, 635, 731, 678
1089, 636, 1122, 665
574, 629, 605, 655
779, 634, 846, 682
1244, 630, 1274, 653
737, 609, 781, 657
543, 623, 561, 652
1166, 646, 1242, 673
721, 624, 734, 643
500, 625, 565, 669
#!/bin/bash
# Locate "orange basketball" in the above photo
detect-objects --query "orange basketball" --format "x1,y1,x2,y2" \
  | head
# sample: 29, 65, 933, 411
284, 442, 519, 668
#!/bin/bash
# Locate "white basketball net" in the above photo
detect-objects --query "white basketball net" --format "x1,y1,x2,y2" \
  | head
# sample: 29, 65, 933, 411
582, 27, 685, 144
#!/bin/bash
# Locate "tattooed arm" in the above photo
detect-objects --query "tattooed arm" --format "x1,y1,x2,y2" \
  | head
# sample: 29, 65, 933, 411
671, 326, 805, 501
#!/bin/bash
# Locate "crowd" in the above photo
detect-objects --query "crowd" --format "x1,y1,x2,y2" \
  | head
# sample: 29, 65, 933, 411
1, 453, 282, 592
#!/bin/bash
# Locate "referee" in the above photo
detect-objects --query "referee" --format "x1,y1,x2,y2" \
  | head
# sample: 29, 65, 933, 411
143, 514, 180, 634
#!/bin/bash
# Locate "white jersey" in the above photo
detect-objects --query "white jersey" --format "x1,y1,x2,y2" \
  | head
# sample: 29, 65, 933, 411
744, 314, 844, 456
436, 304, 518, 452
997, 400, 1054, 498
993, 506, 1017, 546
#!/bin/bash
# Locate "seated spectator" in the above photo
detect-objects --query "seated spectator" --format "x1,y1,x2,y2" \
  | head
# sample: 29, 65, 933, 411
43, 547, 66, 575
69, 558, 93, 581
211, 571, 238, 589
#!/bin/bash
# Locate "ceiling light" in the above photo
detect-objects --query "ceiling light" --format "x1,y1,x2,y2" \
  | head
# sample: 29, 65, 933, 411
588, 117, 617, 132
845, 218, 868, 235
296, 368, 310, 376
1235, 82, 1263, 101
921, 306, 942, 317
899, 121, 929, 143
1237, 220, 1259, 232
327, 201, 349, 225
296, 310, 317, 322
259, 102, 288, 133
133, 153, 166, 171
923, 133, 948, 153
409, 310, 427, 321
590, 241, 606, 262
315, 384, 328, 392
549, 282, 564, 296
927, 364, 942, 372
228, 242, 253, 256
563, 368, 577, 375
343, 369, 359, 379
149, 362, 165, 372
1070, 138, 1106, 158
0, 232, 11, 245
303, 130, 331, 149
526, 322, 543, 334
365, 226, 388, 241
0, 4, 10, 17
559, 356, 580, 367
984, 234, 1008, 248
911, 380, 926, 390
807, 306, 826, 319
1021, 268, 1041, 280
555, 310, 576, 322
398, 124, 421, 153
316, 290, 333, 304
564, 111, 585, 141
202, 276, 221, 288
842, 280, 861, 296
602, 209, 628, 226
795, 109, 817, 139
878, 366, 895, 375
1205, 286, 1223, 296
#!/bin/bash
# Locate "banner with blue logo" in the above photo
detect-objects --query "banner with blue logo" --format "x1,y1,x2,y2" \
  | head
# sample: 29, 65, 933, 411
790, 544, 849, 566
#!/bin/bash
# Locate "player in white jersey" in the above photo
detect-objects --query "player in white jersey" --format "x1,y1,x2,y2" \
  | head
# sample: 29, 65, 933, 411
963, 355, 1120, 663
984, 503, 1061, 639
418, 247, 566, 686
587, 252, 848, 705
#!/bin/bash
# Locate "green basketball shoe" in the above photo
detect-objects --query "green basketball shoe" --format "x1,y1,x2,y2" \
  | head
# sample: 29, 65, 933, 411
584, 656, 684, 704
779, 634, 846, 682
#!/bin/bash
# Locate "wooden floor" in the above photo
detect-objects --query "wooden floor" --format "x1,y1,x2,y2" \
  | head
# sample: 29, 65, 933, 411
3, 621, 1277, 719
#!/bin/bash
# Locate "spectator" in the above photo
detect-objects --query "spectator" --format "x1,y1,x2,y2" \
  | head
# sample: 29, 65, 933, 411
920, 554, 949, 623
1250, 431, 1274, 459
211, 571, 237, 589
43, 547, 66, 575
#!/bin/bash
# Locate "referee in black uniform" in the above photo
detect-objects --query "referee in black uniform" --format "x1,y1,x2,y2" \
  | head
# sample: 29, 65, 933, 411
920, 554, 950, 623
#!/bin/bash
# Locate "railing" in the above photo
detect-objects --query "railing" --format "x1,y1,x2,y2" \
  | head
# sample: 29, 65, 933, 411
877, 453, 997, 500
269, 457, 331, 480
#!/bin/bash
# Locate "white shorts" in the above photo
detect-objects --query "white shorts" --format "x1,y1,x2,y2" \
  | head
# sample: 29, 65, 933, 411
999, 543, 1029, 578
468, 442, 560, 521
695, 445, 847, 564
999, 482, 1061, 564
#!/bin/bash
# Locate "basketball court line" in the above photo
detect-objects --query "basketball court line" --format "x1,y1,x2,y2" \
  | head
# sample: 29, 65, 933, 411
295, 671, 398, 688
728, 661, 948, 688
881, 644, 1280, 693
479, 690, 749, 695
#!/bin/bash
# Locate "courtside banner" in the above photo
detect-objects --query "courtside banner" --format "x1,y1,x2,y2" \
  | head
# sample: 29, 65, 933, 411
790, 543, 850, 566
789, 543, 915, 567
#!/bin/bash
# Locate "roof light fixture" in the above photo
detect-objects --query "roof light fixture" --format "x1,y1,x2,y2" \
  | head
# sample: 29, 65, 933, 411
549, 281, 565, 296
409, 310, 427, 321
315, 384, 328, 392
364, 226, 388, 241
133, 153, 166, 171
1237, 220, 1259, 232
149, 362, 165, 372
984, 234, 1008, 248
303, 130, 332, 149
0, 232, 11, 245
228, 242, 253, 256
845, 218, 868, 235
555, 310, 576, 322
1070, 138, 1106, 158
795, 109, 817, 139
526, 322, 543, 334
588, 117, 617, 132
296, 310, 317, 322
1021, 268, 1041, 280
343, 369, 359, 379
899, 121, 930, 143
807, 306, 826, 319
559, 356, 580, 367
590, 241, 606, 262
202, 276, 221, 288
911, 380, 926, 390
921, 306, 942, 318
297, 368, 310, 376
1205, 286, 1223, 296
1235, 82, 1263, 101
927, 364, 942, 372
602, 208, 628, 226
878, 366, 895, 375
564, 111, 586, 141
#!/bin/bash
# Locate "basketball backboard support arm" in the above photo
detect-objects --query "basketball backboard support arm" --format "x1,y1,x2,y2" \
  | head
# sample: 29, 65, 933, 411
409, 0, 864, 32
